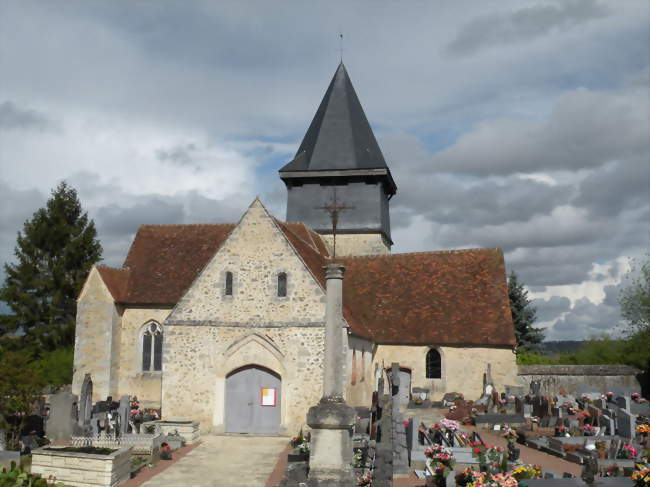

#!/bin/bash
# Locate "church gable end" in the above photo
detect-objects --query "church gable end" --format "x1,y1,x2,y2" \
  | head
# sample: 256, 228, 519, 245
167, 198, 327, 326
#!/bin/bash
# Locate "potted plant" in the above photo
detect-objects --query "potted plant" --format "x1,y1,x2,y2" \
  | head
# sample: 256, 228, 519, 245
618, 444, 638, 460
159, 442, 172, 461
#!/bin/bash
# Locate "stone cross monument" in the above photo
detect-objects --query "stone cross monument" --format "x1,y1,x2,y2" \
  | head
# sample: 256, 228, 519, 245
306, 263, 355, 485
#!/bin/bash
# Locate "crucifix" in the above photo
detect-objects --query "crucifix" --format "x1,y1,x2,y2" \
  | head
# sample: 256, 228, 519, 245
316, 187, 354, 259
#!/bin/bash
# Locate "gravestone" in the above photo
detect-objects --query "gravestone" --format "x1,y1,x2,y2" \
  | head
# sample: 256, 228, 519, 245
523, 404, 533, 418
119, 396, 130, 435
77, 374, 93, 435
515, 397, 524, 414
529, 381, 541, 396
615, 396, 630, 411
617, 409, 635, 438
505, 385, 524, 397
45, 389, 78, 442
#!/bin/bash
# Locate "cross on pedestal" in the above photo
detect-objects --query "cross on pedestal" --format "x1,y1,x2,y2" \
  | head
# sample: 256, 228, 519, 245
316, 188, 354, 259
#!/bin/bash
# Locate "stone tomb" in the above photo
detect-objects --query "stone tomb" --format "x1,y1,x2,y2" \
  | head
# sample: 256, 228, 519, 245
31, 446, 132, 487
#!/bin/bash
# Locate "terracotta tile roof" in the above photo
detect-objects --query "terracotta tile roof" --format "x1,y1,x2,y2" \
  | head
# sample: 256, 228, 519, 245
340, 249, 516, 346
94, 222, 514, 346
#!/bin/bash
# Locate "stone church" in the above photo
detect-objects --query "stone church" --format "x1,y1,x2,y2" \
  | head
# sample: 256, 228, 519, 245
72, 63, 517, 435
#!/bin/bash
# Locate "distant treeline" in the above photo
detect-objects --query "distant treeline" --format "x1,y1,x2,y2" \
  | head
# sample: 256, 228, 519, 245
540, 340, 585, 355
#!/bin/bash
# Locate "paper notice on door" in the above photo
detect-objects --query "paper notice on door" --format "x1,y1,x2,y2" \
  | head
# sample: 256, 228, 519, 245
261, 387, 276, 406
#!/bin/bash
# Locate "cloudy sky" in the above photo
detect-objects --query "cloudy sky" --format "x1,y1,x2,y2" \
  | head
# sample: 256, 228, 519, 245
1, 1, 648, 340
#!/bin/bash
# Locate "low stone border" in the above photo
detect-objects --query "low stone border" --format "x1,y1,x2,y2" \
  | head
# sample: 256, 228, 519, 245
31, 446, 132, 487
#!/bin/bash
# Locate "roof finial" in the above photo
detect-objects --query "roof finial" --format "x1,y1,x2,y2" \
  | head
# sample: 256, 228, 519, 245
339, 32, 343, 63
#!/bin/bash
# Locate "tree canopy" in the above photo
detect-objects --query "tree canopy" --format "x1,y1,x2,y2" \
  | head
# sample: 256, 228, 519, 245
619, 254, 650, 332
508, 270, 545, 353
0, 182, 102, 351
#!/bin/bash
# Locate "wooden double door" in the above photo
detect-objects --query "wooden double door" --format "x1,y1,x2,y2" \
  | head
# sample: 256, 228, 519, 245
225, 365, 281, 434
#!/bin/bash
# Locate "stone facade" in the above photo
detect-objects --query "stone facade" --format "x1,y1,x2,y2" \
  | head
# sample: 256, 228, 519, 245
73, 268, 120, 401
518, 365, 642, 396
373, 345, 518, 401
162, 200, 328, 434
321, 233, 390, 257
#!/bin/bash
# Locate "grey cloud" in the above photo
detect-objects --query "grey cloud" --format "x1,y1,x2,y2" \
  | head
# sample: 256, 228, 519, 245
546, 285, 624, 340
447, 0, 609, 55
533, 295, 572, 322
429, 87, 649, 176
0, 101, 59, 132
156, 143, 199, 167
572, 157, 650, 217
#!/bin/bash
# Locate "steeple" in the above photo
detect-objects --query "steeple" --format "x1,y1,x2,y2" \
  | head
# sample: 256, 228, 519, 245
280, 63, 397, 256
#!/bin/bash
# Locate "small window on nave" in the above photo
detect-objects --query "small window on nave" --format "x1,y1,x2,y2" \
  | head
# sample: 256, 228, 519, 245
425, 348, 441, 379
277, 272, 287, 297
225, 271, 233, 296
142, 321, 163, 372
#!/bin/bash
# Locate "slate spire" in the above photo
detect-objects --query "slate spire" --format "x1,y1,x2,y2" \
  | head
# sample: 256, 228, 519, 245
280, 63, 394, 184
280, 63, 397, 253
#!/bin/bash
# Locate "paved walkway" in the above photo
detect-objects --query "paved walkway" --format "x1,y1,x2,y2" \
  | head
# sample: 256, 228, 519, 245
141, 436, 289, 487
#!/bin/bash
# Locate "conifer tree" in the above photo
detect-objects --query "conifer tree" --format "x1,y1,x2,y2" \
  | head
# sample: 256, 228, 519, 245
0, 182, 102, 350
508, 270, 544, 352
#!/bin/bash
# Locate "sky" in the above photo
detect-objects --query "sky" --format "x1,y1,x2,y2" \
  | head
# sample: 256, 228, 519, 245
0, 0, 648, 340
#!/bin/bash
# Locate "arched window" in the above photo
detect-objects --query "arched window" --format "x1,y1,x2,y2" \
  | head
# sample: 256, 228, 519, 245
225, 271, 233, 296
142, 322, 163, 372
425, 349, 441, 379
277, 272, 287, 297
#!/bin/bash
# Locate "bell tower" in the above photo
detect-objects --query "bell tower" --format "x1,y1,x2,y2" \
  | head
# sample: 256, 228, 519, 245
279, 63, 397, 256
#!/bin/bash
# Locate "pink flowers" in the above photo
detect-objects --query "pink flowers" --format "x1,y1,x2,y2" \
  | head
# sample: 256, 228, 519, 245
439, 418, 460, 431
620, 444, 638, 459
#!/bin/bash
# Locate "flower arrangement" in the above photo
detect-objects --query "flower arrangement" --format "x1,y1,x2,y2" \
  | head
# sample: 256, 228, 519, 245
355, 471, 372, 486
511, 464, 542, 480
530, 416, 540, 424
414, 397, 423, 405
159, 442, 172, 460
604, 464, 621, 477
456, 468, 481, 486
606, 391, 614, 400
471, 444, 506, 474
632, 466, 650, 486
555, 425, 569, 437
290, 432, 310, 454
424, 444, 455, 477
439, 418, 460, 431
632, 393, 641, 401
465, 472, 518, 487
500, 429, 517, 444
581, 424, 597, 436
637, 424, 650, 435
352, 449, 364, 468
619, 444, 638, 459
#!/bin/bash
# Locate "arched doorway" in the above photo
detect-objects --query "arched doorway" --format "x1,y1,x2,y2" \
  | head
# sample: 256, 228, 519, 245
225, 365, 281, 434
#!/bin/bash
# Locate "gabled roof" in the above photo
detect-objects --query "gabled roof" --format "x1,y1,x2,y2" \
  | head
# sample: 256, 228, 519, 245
280, 63, 394, 191
93, 220, 514, 346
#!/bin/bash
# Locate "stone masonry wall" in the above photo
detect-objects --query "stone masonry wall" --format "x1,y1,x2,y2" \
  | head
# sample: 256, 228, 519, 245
346, 335, 374, 406
73, 267, 121, 401
162, 200, 329, 434
162, 325, 324, 434
321, 233, 390, 257
115, 307, 172, 408
373, 345, 518, 401
518, 365, 641, 396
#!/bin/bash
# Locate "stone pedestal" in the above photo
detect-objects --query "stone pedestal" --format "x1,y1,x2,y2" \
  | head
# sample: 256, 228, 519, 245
306, 263, 355, 486
307, 398, 355, 486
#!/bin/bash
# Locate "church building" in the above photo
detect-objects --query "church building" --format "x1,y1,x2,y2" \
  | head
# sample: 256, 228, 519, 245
72, 64, 517, 435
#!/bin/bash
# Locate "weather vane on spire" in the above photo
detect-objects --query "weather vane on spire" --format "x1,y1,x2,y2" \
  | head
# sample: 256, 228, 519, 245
316, 187, 354, 259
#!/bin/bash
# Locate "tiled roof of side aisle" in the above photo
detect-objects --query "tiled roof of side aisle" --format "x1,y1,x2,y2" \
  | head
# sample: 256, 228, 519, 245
94, 223, 515, 346
340, 249, 516, 346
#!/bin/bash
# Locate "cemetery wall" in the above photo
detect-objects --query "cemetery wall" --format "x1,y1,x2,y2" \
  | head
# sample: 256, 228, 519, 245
115, 307, 172, 408
518, 365, 641, 396
161, 324, 324, 434
320, 233, 390, 256
73, 267, 121, 401
373, 345, 518, 400
346, 335, 374, 406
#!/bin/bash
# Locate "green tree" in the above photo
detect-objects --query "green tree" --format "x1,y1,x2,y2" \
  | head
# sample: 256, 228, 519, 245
508, 270, 545, 353
0, 351, 45, 450
0, 182, 102, 350
619, 255, 650, 332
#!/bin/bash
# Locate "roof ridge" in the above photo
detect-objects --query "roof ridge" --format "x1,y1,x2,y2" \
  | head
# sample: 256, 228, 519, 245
139, 223, 236, 228
341, 248, 502, 260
